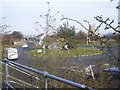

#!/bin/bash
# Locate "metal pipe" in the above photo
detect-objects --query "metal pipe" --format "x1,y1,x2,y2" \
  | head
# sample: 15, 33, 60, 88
45, 73, 90, 89
6, 82, 16, 90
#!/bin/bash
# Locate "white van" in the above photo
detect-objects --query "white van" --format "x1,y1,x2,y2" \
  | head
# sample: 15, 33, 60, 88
6, 48, 18, 60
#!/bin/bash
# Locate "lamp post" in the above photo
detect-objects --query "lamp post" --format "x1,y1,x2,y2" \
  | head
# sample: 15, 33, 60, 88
84, 20, 90, 45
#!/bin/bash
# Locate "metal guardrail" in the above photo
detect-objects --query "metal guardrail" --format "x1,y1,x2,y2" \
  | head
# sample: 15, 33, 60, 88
0, 71, 39, 88
2, 58, 95, 90
0, 61, 40, 88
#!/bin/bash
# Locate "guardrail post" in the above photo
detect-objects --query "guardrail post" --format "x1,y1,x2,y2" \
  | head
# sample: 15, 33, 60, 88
4, 59, 9, 90
43, 72, 48, 90
30, 73, 34, 88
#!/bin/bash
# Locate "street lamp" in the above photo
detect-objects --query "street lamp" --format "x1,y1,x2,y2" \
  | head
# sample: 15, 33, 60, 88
84, 20, 90, 45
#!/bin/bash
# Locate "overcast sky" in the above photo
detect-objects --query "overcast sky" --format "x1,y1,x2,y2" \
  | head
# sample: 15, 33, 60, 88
0, 0, 119, 36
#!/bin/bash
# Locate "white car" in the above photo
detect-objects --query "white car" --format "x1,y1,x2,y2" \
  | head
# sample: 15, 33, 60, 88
6, 48, 18, 60
22, 44, 28, 48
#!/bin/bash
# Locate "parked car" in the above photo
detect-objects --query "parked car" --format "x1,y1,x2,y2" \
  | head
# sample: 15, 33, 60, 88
103, 67, 120, 80
86, 67, 120, 80
6, 48, 18, 60
22, 44, 28, 48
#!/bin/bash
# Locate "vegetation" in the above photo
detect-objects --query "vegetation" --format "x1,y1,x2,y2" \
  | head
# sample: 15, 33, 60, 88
26, 48, 102, 57
1, 1, 119, 89
11, 31, 23, 40
74, 30, 87, 43
103, 33, 120, 41
43, 22, 88, 49
25, 3, 119, 88
1, 31, 23, 46
57, 21, 75, 39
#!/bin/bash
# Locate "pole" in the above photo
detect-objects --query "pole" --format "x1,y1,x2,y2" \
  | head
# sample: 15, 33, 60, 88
87, 32, 88, 45
5, 61, 9, 89
43, 72, 48, 90
90, 65, 95, 80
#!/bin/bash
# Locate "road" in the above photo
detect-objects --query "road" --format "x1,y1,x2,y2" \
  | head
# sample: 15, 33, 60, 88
4, 41, 119, 88
15, 41, 119, 73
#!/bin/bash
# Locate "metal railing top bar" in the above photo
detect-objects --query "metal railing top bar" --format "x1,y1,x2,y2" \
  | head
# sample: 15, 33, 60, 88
3, 58, 95, 90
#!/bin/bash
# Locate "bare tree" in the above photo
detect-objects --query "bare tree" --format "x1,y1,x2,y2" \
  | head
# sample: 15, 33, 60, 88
35, 2, 59, 36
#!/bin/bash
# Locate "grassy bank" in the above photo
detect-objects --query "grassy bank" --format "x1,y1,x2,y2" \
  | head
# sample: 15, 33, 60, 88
26, 47, 102, 57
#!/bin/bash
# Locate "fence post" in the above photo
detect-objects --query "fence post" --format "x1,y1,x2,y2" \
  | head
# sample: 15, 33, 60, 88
43, 72, 48, 90
4, 59, 9, 90
30, 73, 34, 88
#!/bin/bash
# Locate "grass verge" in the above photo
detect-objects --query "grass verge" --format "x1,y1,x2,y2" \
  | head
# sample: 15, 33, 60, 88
26, 47, 102, 57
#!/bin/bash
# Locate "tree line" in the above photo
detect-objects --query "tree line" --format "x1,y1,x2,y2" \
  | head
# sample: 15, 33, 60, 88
2, 31, 23, 45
